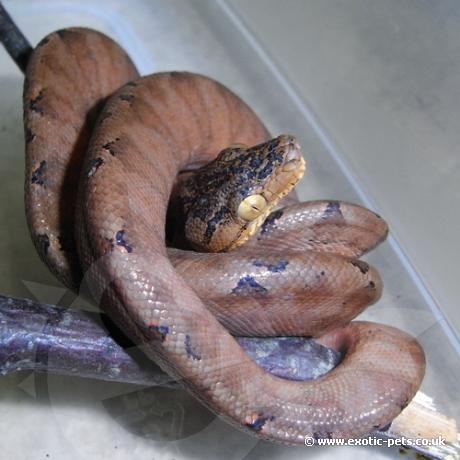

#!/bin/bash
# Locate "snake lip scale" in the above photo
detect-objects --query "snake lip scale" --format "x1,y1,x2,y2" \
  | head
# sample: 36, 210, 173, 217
23, 27, 425, 444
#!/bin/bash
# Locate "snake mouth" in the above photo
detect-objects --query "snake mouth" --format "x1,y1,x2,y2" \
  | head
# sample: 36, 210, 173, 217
262, 136, 306, 205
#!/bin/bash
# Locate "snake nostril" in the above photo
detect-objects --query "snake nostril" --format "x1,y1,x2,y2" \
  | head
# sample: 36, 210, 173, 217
31, 160, 46, 185
285, 147, 301, 163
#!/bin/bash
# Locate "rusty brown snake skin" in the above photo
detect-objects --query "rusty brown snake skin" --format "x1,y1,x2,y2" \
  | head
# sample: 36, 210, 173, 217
23, 28, 425, 444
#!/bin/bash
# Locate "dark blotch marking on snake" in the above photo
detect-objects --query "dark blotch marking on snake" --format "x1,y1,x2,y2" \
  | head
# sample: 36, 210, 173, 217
36, 233, 50, 255
126, 81, 138, 87
31, 160, 46, 185
256, 140, 284, 180
260, 209, 283, 235
86, 157, 104, 177
249, 157, 262, 169
267, 137, 280, 150
399, 398, 410, 411
150, 324, 169, 342
246, 415, 275, 432
253, 259, 289, 273
102, 138, 120, 156
30, 90, 44, 115
350, 259, 369, 274
232, 275, 267, 294
36, 36, 50, 48
115, 230, 133, 253
25, 128, 36, 144
184, 334, 201, 360
323, 201, 343, 219
378, 422, 392, 432
56, 29, 69, 38
100, 111, 113, 123
315, 270, 326, 281
204, 206, 230, 244
56, 29, 79, 39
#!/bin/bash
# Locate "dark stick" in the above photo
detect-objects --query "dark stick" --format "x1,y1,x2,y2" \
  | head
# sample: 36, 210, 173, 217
0, 1, 32, 72
0, 294, 340, 385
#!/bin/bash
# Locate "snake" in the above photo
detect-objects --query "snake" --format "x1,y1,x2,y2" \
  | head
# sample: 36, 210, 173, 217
22, 28, 425, 443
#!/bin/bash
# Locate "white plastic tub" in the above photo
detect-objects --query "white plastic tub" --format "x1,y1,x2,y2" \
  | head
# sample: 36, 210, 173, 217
0, 1, 458, 459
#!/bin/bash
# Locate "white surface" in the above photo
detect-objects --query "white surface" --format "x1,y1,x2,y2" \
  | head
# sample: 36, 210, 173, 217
228, 0, 460, 342
0, 1, 458, 459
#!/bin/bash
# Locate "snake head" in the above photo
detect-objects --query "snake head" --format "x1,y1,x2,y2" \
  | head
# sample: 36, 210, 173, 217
182, 134, 306, 252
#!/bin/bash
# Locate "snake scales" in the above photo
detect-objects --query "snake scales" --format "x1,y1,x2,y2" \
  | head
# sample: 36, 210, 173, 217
23, 28, 425, 443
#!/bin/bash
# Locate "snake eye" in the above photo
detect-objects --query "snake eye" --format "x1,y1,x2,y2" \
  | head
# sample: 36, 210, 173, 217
237, 194, 267, 221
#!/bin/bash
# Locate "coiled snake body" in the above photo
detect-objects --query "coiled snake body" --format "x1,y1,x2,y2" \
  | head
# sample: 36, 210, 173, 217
23, 28, 425, 443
